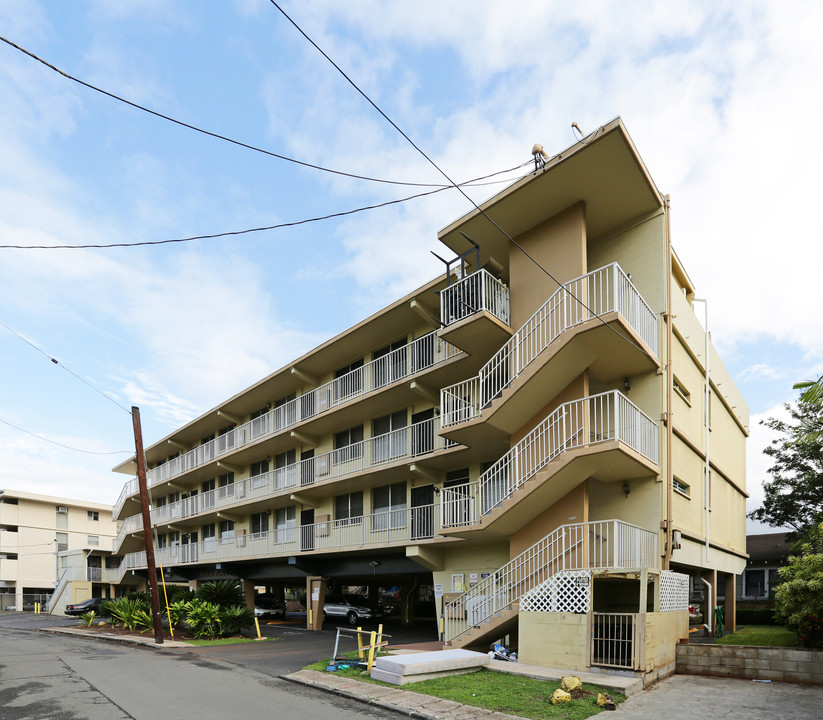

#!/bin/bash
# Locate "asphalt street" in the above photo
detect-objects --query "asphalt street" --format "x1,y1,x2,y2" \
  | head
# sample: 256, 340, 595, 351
0, 613, 399, 720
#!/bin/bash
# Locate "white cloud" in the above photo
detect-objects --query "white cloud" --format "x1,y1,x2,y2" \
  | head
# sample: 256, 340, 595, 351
745, 401, 791, 534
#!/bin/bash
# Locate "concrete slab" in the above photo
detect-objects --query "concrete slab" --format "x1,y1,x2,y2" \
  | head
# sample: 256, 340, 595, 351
374, 648, 489, 676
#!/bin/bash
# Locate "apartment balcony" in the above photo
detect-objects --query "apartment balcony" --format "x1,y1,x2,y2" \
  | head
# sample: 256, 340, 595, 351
116, 503, 445, 580
0, 558, 17, 582
438, 269, 513, 357
0, 529, 18, 553
439, 263, 659, 451
440, 391, 659, 539
115, 331, 464, 520
114, 416, 462, 554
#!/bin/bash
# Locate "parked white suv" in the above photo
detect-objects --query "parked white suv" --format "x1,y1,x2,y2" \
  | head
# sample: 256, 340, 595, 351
322, 594, 382, 625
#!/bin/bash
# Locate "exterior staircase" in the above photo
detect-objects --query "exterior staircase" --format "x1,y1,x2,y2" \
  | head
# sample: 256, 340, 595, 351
440, 390, 659, 536
444, 519, 657, 648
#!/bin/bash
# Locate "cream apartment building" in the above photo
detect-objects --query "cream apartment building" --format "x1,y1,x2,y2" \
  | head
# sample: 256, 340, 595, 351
111, 118, 747, 681
0, 489, 117, 612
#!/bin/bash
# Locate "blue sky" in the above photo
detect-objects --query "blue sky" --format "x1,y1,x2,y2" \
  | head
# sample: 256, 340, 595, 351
1, 1, 821, 535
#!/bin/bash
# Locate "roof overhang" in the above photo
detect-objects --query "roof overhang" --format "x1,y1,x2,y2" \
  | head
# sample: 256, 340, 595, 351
438, 117, 664, 272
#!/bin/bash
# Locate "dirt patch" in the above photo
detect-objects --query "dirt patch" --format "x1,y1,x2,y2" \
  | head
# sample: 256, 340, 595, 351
569, 688, 595, 700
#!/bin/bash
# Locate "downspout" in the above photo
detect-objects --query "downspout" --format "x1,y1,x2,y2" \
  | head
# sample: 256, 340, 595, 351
693, 299, 710, 564
700, 577, 713, 636
663, 195, 674, 570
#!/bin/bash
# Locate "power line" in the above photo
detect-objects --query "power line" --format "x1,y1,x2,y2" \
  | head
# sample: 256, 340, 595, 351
0, 162, 531, 250
0, 34, 466, 190
269, 1, 651, 358
0, 416, 130, 456
0, 319, 132, 413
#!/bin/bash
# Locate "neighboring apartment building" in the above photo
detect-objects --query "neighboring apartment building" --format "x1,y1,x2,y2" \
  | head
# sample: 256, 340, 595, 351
0, 489, 118, 613
737, 532, 793, 608
110, 118, 747, 681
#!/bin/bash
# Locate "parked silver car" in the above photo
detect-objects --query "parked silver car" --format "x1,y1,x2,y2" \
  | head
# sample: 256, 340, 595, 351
322, 594, 383, 625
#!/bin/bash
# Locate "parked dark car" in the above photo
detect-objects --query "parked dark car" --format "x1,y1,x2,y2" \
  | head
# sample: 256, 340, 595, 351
65, 597, 108, 616
253, 595, 287, 619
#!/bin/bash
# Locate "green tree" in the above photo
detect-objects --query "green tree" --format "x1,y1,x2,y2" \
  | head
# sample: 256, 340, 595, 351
774, 522, 823, 648
748, 397, 823, 535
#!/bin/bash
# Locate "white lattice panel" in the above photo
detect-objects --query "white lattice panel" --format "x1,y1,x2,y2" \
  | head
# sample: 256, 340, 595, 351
520, 570, 591, 613
660, 570, 689, 612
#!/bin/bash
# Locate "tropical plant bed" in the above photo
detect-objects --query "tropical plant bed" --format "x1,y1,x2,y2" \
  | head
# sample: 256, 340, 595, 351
76, 622, 260, 644
303, 659, 624, 719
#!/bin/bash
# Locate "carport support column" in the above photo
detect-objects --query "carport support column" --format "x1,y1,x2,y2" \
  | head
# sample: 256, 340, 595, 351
306, 576, 326, 631
724, 573, 736, 633
242, 580, 255, 611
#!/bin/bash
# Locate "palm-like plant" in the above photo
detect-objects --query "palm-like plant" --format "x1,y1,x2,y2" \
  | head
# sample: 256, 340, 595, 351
195, 580, 244, 608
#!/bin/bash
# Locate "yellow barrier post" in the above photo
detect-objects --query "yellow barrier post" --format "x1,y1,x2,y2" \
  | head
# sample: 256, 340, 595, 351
367, 630, 377, 672
34, 602, 39, 614
158, 564, 173, 639
254, 616, 262, 639
357, 627, 364, 659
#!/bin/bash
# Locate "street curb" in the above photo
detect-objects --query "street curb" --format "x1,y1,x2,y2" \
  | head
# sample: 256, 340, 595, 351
280, 673, 441, 720
38, 626, 192, 649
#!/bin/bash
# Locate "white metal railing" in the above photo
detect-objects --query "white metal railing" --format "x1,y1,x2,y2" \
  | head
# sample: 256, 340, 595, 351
47, 568, 71, 612
113, 479, 138, 519
440, 391, 658, 527
440, 269, 510, 327
591, 613, 638, 669
115, 417, 456, 548
444, 519, 657, 643
114, 330, 461, 516
121, 504, 439, 571
441, 263, 657, 426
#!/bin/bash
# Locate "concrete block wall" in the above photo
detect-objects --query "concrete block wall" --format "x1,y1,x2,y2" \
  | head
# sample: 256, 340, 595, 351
519, 613, 589, 671
676, 644, 823, 685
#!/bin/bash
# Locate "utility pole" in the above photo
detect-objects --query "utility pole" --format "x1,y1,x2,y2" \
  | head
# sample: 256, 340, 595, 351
132, 406, 164, 644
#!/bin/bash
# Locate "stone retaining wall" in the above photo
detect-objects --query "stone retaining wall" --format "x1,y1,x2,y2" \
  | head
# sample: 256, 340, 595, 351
676, 644, 823, 684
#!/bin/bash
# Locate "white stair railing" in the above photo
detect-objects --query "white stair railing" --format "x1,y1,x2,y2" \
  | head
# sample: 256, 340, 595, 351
444, 519, 657, 643
441, 391, 658, 527
441, 263, 657, 426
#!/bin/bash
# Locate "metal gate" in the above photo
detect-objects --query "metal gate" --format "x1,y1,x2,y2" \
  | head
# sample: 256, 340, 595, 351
591, 612, 638, 669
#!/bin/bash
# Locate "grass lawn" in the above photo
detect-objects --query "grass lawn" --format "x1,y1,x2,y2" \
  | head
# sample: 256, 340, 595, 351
716, 625, 799, 647
185, 637, 277, 647
305, 658, 624, 719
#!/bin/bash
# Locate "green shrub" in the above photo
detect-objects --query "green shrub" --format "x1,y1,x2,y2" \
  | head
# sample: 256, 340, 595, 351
795, 613, 823, 648
106, 596, 152, 631
164, 585, 194, 605
185, 598, 223, 639
165, 599, 190, 629
79, 611, 96, 627
195, 580, 244, 608
219, 605, 254, 635
736, 608, 777, 625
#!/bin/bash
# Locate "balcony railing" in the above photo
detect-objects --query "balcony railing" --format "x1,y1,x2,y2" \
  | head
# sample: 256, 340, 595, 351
441, 263, 657, 426
114, 417, 457, 549
114, 330, 462, 517
440, 269, 510, 327
444, 519, 657, 643
441, 391, 658, 527
121, 504, 439, 573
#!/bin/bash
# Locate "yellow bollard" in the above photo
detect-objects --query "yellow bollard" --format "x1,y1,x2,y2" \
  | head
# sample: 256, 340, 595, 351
377, 624, 383, 657
254, 616, 262, 639
367, 630, 377, 672
34, 602, 39, 614
309, 609, 313, 628
357, 627, 364, 659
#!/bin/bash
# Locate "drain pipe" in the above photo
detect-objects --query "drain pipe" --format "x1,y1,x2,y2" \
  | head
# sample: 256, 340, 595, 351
663, 196, 674, 569
700, 577, 713, 636
693, 298, 710, 563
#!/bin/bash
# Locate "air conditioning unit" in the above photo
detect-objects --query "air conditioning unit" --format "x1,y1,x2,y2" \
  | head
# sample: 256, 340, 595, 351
56, 506, 68, 513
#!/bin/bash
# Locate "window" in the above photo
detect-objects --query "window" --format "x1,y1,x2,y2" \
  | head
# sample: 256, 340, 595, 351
202, 523, 215, 539
157, 533, 167, 549
335, 358, 364, 399
274, 393, 297, 429
334, 491, 363, 526
251, 512, 269, 534
334, 424, 364, 464
673, 477, 690, 497
87, 535, 99, 546
154, 496, 167, 509
219, 519, 235, 541
275, 507, 296, 542
250, 459, 269, 478
250, 405, 270, 438
56, 532, 68, 552
673, 376, 691, 404
372, 482, 407, 530
372, 410, 408, 462
218, 472, 235, 499
373, 338, 407, 387
743, 568, 781, 599
56, 506, 68, 529
274, 450, 296, 488
87, 511, 99, 521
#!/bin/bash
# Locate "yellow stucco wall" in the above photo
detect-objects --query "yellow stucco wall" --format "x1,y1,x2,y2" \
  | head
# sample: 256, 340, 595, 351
519, 612, 590, 670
